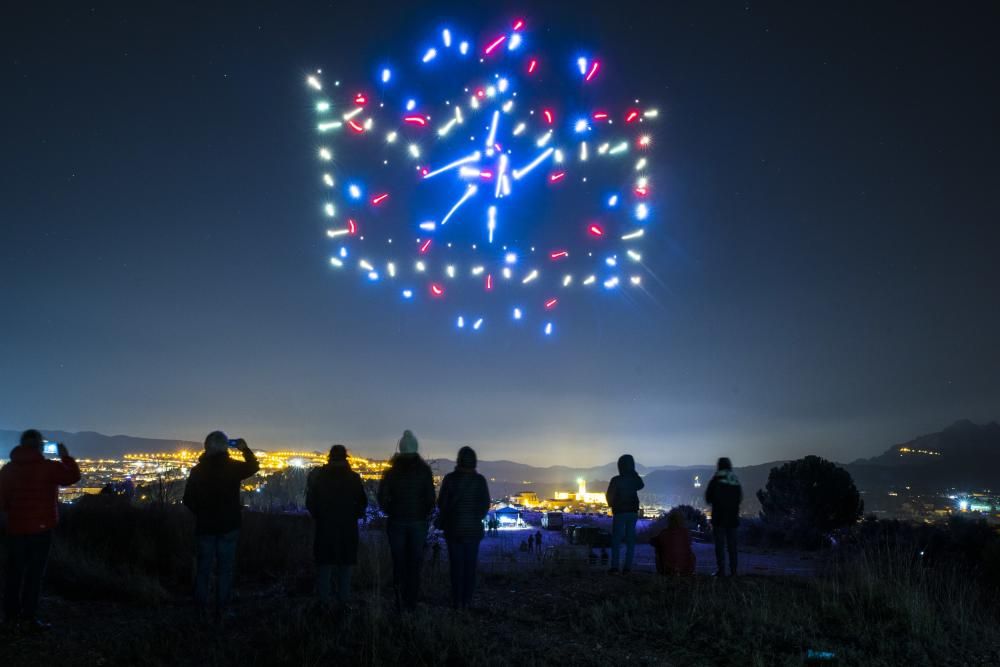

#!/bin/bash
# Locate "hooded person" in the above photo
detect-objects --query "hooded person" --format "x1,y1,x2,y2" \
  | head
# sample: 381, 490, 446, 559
650, 510, 696, 576
306, 444, 368, 604
605, 454, 645, 574
182, 431, 259, 618
436, 446, 491, 609
0, 429, 80, 630
376, 430, 435, 610
705, 457, 742, 577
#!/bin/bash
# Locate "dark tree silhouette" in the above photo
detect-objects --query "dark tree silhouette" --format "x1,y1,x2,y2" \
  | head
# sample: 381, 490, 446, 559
757, 455, 863, 541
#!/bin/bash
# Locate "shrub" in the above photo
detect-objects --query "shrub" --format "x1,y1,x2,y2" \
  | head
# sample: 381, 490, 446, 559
757, 455, 863, 547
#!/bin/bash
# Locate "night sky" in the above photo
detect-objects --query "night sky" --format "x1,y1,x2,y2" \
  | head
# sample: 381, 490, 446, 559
3, 2, 998, 466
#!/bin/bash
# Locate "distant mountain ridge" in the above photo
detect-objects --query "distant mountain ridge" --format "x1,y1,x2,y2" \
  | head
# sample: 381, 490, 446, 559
0, 429, 202, 459
3, 420, 997, 502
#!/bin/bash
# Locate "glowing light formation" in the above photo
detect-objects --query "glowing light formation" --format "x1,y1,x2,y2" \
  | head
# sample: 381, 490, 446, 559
305, 19, 657, 336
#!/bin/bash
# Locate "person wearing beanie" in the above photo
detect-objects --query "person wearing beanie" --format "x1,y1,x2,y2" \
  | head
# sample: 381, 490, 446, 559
0, 429, 80, 631
605, 454, 645, 574
705, 456, 743, 577
376, 430, 435, 610
182, 431, 260, 619
306, 444, 368, 605
436, 446, 491, 609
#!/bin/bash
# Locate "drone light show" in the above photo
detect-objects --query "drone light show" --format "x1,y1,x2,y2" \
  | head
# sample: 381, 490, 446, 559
306, 18, 657, 336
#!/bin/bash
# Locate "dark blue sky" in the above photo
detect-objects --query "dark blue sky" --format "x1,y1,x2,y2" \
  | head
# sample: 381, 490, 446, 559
2, 2, 998, 466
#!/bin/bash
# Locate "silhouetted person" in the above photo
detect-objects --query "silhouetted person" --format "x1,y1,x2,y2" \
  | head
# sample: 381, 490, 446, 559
430, 540, 441, 571
527, 533, 534, 552
0, 430, 80, 631
306, 444, 367, 605
436, 446, 490, 609
606, 454, 644, 574
182, 431, 259, 619
377, 430, 435, 610
705, 457, 742, 577
600, 548, 609, 566
535, 530, 543, 556
650, 510, 696, 576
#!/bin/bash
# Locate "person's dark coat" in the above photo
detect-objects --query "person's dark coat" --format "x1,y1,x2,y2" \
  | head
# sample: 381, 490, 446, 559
306, 460, 368, 566
0, 445, 81, 535
705, 469, 743, 528
605, 454, 645, 515
377, 454, 435, 522
437, 451, 491, 541
182, 450, 259, 535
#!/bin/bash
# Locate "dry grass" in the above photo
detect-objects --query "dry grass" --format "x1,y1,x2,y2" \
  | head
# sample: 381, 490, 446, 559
2, 502, 998, 666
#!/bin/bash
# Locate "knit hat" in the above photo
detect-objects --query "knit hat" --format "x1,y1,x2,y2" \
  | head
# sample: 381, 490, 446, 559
398, 430, 419, 455
205, 431, 229, 454
329, 444, 348, 461
456, 445, 477, 469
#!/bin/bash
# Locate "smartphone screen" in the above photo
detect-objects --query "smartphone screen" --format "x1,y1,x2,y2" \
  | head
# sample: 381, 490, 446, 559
43, 442, 60, 458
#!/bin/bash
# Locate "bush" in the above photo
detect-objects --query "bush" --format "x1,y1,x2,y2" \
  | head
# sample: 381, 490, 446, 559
757, 455, 863, 547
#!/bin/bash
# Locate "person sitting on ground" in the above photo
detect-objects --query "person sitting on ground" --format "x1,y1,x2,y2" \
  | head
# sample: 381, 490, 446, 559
306, 444, 368, 606
377, 430, 435, 611
650, 509, 696, 576
436, 446, 491, 610
705, 457, 742, 577
606, 454, 645, 574
0, 430, 80, 631
182, 431, 259, 620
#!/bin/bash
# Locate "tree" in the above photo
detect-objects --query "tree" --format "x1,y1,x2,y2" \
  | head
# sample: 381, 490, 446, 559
757, 455, 863, 543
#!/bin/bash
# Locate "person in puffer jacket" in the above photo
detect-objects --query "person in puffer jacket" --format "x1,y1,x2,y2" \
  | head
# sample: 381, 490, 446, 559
705, 457, 743, 576
182, 431, 259, 618
436, 446, 491, 609
377, 430, 435, 611
0, 429, 80, 630
606, 454, 645, 574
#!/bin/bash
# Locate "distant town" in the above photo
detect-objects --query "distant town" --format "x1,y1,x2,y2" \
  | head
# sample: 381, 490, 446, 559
2, 446, 995, 525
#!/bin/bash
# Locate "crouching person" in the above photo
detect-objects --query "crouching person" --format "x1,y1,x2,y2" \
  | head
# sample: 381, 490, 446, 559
650, 510, 695, 576
182, 431, 259, 620
0, 430, 80, 631
306, 444, 368, 606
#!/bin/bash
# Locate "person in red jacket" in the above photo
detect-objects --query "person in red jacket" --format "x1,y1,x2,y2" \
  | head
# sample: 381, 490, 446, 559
0, 429, 81, 630
650, 509, 696, 576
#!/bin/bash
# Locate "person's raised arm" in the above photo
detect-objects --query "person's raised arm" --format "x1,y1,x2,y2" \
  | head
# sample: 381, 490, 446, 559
54, 443, 82, 486
235, 439, 259, 478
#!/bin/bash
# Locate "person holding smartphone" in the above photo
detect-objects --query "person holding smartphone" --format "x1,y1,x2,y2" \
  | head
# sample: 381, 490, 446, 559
0, 429, 81, 632
182, 431, 259, 621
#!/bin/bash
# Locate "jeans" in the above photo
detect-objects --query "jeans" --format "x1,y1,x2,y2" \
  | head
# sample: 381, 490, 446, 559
3, 531, 52, 622
194, 529, 239, 610
445, 538, 481, 608
713, 524, 738, 575
316, 564, 352, 603
386, 520, 427, 610
611, 512, 638, 571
